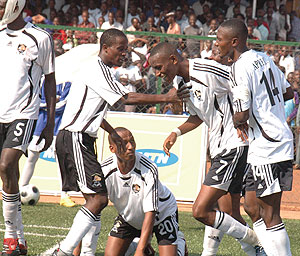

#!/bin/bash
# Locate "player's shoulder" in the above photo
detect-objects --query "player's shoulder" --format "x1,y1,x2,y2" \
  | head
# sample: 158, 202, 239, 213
24, 23, 52, 43
136, 153, 158, 175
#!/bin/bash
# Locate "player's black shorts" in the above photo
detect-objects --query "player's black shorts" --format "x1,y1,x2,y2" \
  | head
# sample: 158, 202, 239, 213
56, 130, 107, 194
245, 160, 293, 198
204, 146, 249, 193
0, 119, 36, 154
110, 211, 179, 246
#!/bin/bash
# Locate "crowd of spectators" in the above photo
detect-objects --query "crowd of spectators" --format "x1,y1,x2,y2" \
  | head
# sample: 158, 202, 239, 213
22, 0, 300, 165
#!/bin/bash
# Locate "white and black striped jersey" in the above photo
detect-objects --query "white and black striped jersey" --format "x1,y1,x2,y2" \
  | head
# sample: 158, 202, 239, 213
175, 58, 247, 158
59, 57, 129, 137
230, 49, 293, 165
0, 23, 55, 123
102, 152, 177, 230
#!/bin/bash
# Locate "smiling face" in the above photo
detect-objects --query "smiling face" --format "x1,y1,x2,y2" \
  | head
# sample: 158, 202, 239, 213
149, 53, 178, 84
102, 35, 128, 67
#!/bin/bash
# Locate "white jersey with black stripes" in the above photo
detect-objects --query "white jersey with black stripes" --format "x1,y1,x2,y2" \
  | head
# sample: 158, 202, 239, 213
59, 56, 129, 137
101, 152, 177, 230
230, 49, 293, 165
0, 22, 55, 123
174, 58, 247, 158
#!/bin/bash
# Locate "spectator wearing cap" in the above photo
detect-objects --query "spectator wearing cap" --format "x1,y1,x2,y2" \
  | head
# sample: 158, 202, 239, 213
166, 11, 181, 35
175, 6, 188, 33
152, 4, 163, 27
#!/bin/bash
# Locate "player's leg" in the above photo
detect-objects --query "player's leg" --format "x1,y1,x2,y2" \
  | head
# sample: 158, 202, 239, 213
105, 215, 137, 256
193, 147, 261, 248
105, 237, 133, 256
53, 131, 108, 255
158, 244, 177, 256
252, 161, 293, 256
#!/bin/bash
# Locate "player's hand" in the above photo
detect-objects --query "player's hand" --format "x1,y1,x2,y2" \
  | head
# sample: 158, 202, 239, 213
163, 132, 177, 156
144, 243, 155, 256
177, 85, 191, 101
37, 125, 54, 152
236, 123, 248, 142
110, 130, 126, 154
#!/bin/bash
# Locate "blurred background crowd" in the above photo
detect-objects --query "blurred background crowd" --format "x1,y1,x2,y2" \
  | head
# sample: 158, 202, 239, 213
21, 0, 300, 166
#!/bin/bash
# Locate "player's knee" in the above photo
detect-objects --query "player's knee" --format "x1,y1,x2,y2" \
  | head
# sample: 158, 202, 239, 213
192, 204, 207, 222
243, 203, 260, 222
0, 161, 15, 180
85, 193, 108, 215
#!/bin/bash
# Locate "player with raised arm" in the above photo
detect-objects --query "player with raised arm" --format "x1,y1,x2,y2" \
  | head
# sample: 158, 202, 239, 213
148, 42, 266, 256
215, 19, 294, 256
0, 0, 56, 254
102, 127, 187, 256
52, 28, 188, 256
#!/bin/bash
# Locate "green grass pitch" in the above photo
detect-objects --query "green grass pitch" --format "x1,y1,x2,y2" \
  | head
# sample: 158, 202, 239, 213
1, 202, 300, 255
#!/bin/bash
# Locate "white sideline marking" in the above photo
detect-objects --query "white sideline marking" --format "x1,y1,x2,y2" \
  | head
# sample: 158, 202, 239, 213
0, 228, 65, 238
0, 223, 70, 230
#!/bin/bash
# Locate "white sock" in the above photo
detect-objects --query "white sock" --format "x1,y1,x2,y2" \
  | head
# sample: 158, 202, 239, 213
237, 222, 256, 256
80, 214, 101, 256
2, 192, 19, 239
16, 200, 25, 245
177, 230, 187, 256
20, 150, 39, 187
253, 218, 274, 255
60, 207, 99, 254
201, 225, 224, 256
266, 222, 292, 256
213, 211, 258, 247
61, 191, 68, 199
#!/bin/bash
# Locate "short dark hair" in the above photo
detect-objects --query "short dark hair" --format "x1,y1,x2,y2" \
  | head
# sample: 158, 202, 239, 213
150, 42, 178, 58
100, 28, 127, 51
220, 18, 248, 43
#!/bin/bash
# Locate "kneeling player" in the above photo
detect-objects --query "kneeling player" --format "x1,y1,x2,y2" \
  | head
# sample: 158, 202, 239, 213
102, 127, 187, 256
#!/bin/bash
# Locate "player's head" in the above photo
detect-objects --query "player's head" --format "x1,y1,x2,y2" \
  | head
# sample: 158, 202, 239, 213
109, 127, 136, 162
99, 28, 128, 67
148, 42, 183, 84
209, 44, 232, 66
0, 0, 26, 26
215, 19, 248, 59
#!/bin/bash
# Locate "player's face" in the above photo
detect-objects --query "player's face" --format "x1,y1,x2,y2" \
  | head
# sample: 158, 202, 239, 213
0, 0, 7, 21
107, 36, 128, 67
215, 26, 234, 59
149, 54, 177, 84
114, 130, 136, 162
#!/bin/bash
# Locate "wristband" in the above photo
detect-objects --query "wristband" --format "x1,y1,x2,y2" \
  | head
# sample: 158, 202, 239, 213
172, 128, 182, 137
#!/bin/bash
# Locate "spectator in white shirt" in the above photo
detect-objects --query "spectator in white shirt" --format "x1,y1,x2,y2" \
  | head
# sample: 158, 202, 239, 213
279, 45, 295, 78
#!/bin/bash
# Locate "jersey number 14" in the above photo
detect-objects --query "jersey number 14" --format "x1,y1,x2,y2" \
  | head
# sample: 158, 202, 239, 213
260, 68, 280, 106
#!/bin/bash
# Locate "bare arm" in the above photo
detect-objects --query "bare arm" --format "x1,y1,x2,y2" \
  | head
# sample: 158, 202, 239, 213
134, 211, 156, 256
38, 72, 56, 152
163, 115, 203, 156
233, 110, 249, 142
284, 86, 294, 101
121, 87, 189, 105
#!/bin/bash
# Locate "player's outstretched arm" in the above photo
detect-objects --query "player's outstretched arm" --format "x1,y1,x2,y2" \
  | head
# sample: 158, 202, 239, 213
37, 72, 56, 152
100, 119, 126, 153
163, 115, 203, 156
135, 211, 156, 256
122, 87, 189, 105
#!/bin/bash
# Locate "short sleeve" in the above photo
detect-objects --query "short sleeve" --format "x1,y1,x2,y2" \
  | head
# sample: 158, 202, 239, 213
230, 63, 251, 112
36, 32, 55, 75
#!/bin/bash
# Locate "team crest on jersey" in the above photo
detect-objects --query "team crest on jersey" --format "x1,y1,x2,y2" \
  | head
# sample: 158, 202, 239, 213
132, 184, 140, 193
17, 44, 27, 54
92, 173, 102, 188
194, 90, 201, 100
